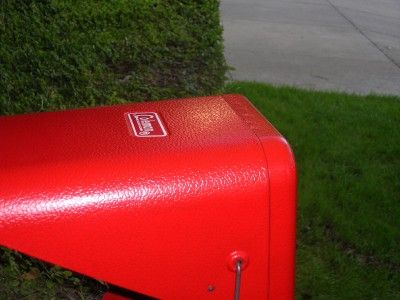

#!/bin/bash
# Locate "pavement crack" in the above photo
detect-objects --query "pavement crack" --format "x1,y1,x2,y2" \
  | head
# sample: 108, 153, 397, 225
324, 0, 400, 72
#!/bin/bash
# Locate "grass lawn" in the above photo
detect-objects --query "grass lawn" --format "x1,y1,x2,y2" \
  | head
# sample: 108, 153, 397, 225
225, 82, 400, 299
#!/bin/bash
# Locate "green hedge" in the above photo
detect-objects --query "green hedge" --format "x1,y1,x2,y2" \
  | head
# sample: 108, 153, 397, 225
0, 0, 227, 115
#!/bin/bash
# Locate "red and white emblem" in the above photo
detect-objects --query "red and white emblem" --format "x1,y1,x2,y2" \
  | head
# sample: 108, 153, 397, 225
127, 112, 168, 137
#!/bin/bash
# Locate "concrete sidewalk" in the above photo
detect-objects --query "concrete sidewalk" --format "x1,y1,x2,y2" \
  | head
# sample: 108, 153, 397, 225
221, 0, 400, 95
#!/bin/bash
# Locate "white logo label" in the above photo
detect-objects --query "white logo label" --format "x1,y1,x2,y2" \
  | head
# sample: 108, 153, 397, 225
127, 112, 168, 137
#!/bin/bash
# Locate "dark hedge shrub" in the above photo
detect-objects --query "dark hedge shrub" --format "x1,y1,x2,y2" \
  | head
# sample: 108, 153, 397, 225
0, 0, 227, 115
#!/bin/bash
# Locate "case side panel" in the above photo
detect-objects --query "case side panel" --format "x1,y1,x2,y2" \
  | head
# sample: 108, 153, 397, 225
261, 136, 297, 300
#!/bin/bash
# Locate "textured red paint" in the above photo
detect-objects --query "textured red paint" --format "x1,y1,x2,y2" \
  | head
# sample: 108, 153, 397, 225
0, 95, 296, 299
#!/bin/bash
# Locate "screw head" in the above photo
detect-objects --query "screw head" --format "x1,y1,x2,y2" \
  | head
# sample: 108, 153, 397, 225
227, 251, 249, 272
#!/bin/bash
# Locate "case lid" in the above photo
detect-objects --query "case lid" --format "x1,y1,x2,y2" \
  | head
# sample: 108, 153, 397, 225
0, 95, 287, 299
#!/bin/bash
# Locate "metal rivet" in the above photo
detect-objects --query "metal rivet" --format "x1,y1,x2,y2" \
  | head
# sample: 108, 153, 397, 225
208, 285, 215, 292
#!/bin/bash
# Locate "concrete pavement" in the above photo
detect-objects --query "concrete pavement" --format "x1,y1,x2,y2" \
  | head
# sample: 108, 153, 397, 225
221, 0, 400, 95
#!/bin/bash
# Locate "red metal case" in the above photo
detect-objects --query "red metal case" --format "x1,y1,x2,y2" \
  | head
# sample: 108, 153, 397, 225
0, 95, 296, 299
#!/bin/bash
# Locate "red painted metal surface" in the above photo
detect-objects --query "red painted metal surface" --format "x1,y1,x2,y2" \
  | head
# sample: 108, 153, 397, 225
0, 95, 296, 299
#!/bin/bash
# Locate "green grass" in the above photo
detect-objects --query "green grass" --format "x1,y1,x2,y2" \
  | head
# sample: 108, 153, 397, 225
0, 249, 105, 299
225, 82, 400, 299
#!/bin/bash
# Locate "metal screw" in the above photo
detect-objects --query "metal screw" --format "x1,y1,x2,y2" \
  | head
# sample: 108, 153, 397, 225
208, 285, 215, 292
